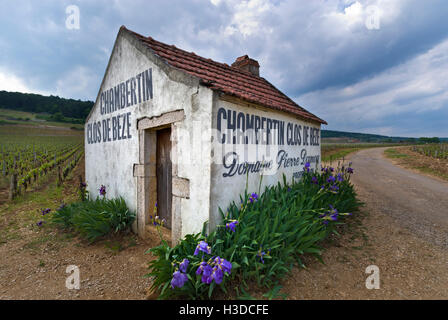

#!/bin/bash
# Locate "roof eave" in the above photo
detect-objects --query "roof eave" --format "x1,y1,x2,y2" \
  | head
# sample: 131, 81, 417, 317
218, 92, 327, 126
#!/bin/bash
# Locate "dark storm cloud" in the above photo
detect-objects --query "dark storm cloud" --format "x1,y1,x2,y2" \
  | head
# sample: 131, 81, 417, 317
0, 0, 447, 136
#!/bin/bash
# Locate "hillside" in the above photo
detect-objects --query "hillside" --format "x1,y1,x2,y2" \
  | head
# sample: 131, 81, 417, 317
321, 129, 439, 143
0, 108, 84, 130
0, 90, 93, 122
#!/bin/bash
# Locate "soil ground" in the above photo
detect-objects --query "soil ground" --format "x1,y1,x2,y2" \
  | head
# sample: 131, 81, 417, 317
384, 146, 448, 182
0, 158, 159, 300
1, 147, 447, 299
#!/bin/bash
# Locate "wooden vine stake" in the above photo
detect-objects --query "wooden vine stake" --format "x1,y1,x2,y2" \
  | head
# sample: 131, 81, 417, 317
57, 165, 62, 186
9, 173, 17, 200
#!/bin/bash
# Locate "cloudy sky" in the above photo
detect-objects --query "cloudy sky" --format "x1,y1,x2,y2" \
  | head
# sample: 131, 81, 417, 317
0, 0, 447, 137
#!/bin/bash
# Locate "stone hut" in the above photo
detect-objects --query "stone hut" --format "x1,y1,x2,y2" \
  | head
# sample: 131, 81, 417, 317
85, 26, 327, 243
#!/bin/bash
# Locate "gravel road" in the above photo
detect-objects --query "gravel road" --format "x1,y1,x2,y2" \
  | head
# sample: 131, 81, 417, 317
349, 147, 448, 248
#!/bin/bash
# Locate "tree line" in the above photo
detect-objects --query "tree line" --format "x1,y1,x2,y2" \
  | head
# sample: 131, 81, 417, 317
0, 90, 94, 121
322, 129, 444, 143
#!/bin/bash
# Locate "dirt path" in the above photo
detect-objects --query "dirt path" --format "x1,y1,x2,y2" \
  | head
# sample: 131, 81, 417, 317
350, 147, 448, 248
281, 147, 448, 299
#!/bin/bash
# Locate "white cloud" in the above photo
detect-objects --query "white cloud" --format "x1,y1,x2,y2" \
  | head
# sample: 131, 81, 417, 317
222, 0, 274, 37
0, 68, 49, 95
0, 69, 31, 93
55, 66, 98, 100
342, 1, 364, 26
325, 0, 400, 30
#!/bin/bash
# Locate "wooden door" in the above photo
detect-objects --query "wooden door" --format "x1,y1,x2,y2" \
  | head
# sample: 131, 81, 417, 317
156, 128, 172, 229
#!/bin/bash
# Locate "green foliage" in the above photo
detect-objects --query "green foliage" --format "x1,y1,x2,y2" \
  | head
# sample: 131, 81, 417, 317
146, 165, 361, 300
145, 233, 214, 300
322, 129, 416, 143
78, 181, 89, 202
0, 128, 83, 193
384, 148, 409, 159
51, 197, 136, 242
0, 90, 93, 120
418, 137, 440, 144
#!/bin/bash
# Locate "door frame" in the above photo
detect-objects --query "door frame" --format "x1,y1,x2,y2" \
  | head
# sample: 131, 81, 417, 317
156, 127, 173, 229
133, 110, 190, 244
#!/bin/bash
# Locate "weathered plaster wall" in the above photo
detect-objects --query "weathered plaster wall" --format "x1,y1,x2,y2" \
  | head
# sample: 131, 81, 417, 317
85, 31, 214, 239
209, 98, 322, 228
175, 87, 214, 238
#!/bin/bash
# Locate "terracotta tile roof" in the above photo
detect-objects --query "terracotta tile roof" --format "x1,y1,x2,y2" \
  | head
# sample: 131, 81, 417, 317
123, 26, 327, 125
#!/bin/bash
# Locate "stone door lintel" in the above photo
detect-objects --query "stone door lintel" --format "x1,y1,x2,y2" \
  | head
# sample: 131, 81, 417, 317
137, 109, 185, 131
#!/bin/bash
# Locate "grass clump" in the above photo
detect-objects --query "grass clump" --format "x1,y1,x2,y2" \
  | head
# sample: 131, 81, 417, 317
384, 148, 409, 158
145, 163, 362, 300
51, 197, 135, 242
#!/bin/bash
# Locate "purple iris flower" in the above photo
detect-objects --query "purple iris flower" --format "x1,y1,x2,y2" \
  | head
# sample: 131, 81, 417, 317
336, 173, 344, 182
179, 259, 189, 273
36, 221, 45, 227
99, 185, 106, 196
202, 274, 213, 284
41, 208, 51, 215
171, 270, 188, 289
226, 220, 238, 233
194, 241, 211, 256
328, 205, 339, 220
311, 176, 318, 184
214, 257, 232, 274
327, 176, 336, 183
347, 167, 354, 174
220, 259, 232, 274
196, 261, 208, 275
212, 266, 224, 284
197, 257, 232, 285
304, 162, 311, 172
249, 192, 259, 203
258, 251, 266, 264
199, 263, 214, 284
331, 205, 338, 214
329, 184, 339, 192
329, 167, 334, 172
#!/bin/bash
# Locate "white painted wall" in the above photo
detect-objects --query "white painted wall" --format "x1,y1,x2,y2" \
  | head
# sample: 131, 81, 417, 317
209, 98, 322, 228
85, 32, 214, 238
